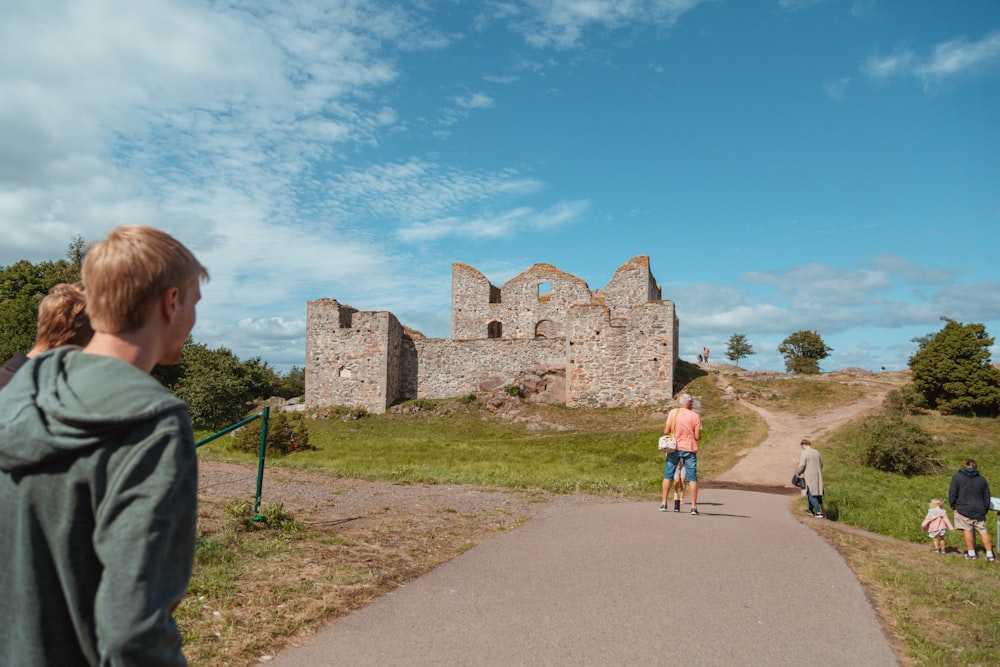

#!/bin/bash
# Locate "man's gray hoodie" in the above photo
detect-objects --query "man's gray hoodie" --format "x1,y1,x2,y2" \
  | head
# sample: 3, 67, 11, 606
0, 347, 197, 666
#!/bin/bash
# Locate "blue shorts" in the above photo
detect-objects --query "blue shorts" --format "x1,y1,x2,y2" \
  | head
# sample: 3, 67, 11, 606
663, 450, 697, 483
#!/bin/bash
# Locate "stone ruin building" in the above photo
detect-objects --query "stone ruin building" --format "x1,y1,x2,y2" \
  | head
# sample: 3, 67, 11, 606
305, 256, 678, 414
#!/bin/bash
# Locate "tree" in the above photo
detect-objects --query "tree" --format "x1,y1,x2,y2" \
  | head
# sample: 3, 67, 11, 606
276, 365, 305, 399
777, 330, 832, 375
725, 333, 755, 367
0, 253, 82, 361
908, 320, 1000, 416
164, 341, 281, 429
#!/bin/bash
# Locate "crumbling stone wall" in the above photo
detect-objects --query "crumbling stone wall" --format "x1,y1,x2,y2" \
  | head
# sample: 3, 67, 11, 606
306, 256, 678, 414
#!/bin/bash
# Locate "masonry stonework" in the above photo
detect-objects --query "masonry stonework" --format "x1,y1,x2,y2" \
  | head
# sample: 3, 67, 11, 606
306, 256, 678, 413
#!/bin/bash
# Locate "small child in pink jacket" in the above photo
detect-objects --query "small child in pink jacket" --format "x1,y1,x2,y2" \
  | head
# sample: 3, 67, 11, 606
921, 498, 955, 554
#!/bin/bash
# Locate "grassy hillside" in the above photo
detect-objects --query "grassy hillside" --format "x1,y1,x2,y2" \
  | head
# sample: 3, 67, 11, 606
191, 366, 1000, 666
197, 370, 764, 497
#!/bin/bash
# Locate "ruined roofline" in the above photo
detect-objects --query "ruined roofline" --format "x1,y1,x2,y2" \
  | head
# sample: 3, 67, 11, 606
454, 255, 657, 295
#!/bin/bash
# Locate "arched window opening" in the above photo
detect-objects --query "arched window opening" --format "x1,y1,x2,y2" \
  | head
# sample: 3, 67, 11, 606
535, 319, 556, 340
487, 321, 502, 339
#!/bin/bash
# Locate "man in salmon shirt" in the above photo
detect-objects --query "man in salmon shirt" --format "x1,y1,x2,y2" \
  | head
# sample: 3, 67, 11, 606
660, 393, 703, 515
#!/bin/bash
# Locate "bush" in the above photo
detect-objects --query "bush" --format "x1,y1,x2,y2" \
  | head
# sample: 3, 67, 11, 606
233, 410, 311, 456
880, 385, 927, 417
224, 501, 299, 532
861, 416, 938, 477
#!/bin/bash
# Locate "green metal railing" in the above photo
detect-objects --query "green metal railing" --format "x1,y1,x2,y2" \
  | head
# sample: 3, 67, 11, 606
195, 406, 271, 522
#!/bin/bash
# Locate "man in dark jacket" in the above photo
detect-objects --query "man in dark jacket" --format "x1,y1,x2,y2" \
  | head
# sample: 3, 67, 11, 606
948, 459, 995, 562
0, 226, 208, 666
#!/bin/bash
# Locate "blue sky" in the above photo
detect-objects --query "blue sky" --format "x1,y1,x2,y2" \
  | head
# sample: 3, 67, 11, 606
2, 0, 998, 373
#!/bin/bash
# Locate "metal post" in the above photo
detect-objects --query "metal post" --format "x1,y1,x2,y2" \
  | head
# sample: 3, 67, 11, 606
992, 497, 999, 554
252, 406, 270, 522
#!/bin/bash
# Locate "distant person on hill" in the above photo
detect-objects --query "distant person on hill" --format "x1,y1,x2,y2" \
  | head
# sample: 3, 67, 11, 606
697, 353, 703, 363
0, 226, 209, 665
796, 439, 825, 518
0, 282, 94, 390
921, 498, 954, 554
660, 393, 703, 515
949, 459, 995, 562
703, 346, 710, 363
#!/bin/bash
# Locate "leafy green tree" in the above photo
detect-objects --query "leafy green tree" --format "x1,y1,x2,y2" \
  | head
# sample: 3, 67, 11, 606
777, 330, 832, 375
908, 320, 1000, 416
167, 342, 280, 429
276, 365, 305, 399
725, 333, 755, 367
0, 244, 83, 360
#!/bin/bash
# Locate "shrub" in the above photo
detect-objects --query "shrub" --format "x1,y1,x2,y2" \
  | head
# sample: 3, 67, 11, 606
881, 385, 927, 417
225, 501, 299, 532
503, 384, 522, 397
861, 416, 938, 477
233, 410, 311, 456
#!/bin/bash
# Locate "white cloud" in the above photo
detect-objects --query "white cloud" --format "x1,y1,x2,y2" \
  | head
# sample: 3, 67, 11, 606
486, 0, 708, 50
916, 31, 1000, 87
778, 0, 829, 10
454, 92, 497, 109
397, 199, 590, 242
863, 48, 915, 81
822, 77, 851, 100
863, 31, 1000, 90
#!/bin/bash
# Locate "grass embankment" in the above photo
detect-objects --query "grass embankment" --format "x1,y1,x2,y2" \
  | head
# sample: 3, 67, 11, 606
817, 412, 1000, 666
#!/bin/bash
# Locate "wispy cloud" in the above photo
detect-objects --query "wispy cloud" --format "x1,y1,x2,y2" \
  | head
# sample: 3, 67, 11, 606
454, 92, 497, 110
397, 199, 590, 242
864, 30, 1000, 90
863, 48, 916, 81
778, 0, 829, 10
822, 76, 851, 100
484, 0, 708, 50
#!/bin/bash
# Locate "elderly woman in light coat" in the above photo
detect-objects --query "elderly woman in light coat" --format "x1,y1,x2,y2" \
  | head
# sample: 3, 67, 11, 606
796, 438, 825, 518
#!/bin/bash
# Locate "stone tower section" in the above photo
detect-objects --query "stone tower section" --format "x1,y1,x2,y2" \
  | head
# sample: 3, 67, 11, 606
306, 299, 408, 413
306, 256, 678, 413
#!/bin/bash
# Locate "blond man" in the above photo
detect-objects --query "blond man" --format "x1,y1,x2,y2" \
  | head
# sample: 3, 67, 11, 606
0, 282, 94, 390
0, 226, 208, 666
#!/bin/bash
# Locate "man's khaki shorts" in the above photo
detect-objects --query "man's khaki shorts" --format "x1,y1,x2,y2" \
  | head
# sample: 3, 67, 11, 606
954, 511, 988, 532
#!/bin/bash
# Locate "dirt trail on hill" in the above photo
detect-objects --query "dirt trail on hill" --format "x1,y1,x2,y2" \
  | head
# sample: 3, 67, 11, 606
709, 366, 904, 491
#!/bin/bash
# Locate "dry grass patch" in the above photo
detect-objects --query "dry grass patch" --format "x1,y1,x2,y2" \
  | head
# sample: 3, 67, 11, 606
815, 524, 1000, 666
180, 490, 570, 665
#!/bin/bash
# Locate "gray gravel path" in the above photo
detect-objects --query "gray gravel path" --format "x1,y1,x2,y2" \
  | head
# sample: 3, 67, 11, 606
258, 489, 897, 666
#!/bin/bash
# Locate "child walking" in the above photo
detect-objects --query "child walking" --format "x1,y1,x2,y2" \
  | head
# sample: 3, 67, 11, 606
921, 498, 954, 554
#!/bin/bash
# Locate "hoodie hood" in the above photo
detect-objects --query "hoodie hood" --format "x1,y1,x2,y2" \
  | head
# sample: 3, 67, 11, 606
0, 347, 185, 473
959, 467, 981, 479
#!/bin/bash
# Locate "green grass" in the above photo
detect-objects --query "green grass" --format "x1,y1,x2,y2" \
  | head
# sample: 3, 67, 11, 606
811, 409, 1000, 665
821, 413, 1000, 544
197, 377, 763, 498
